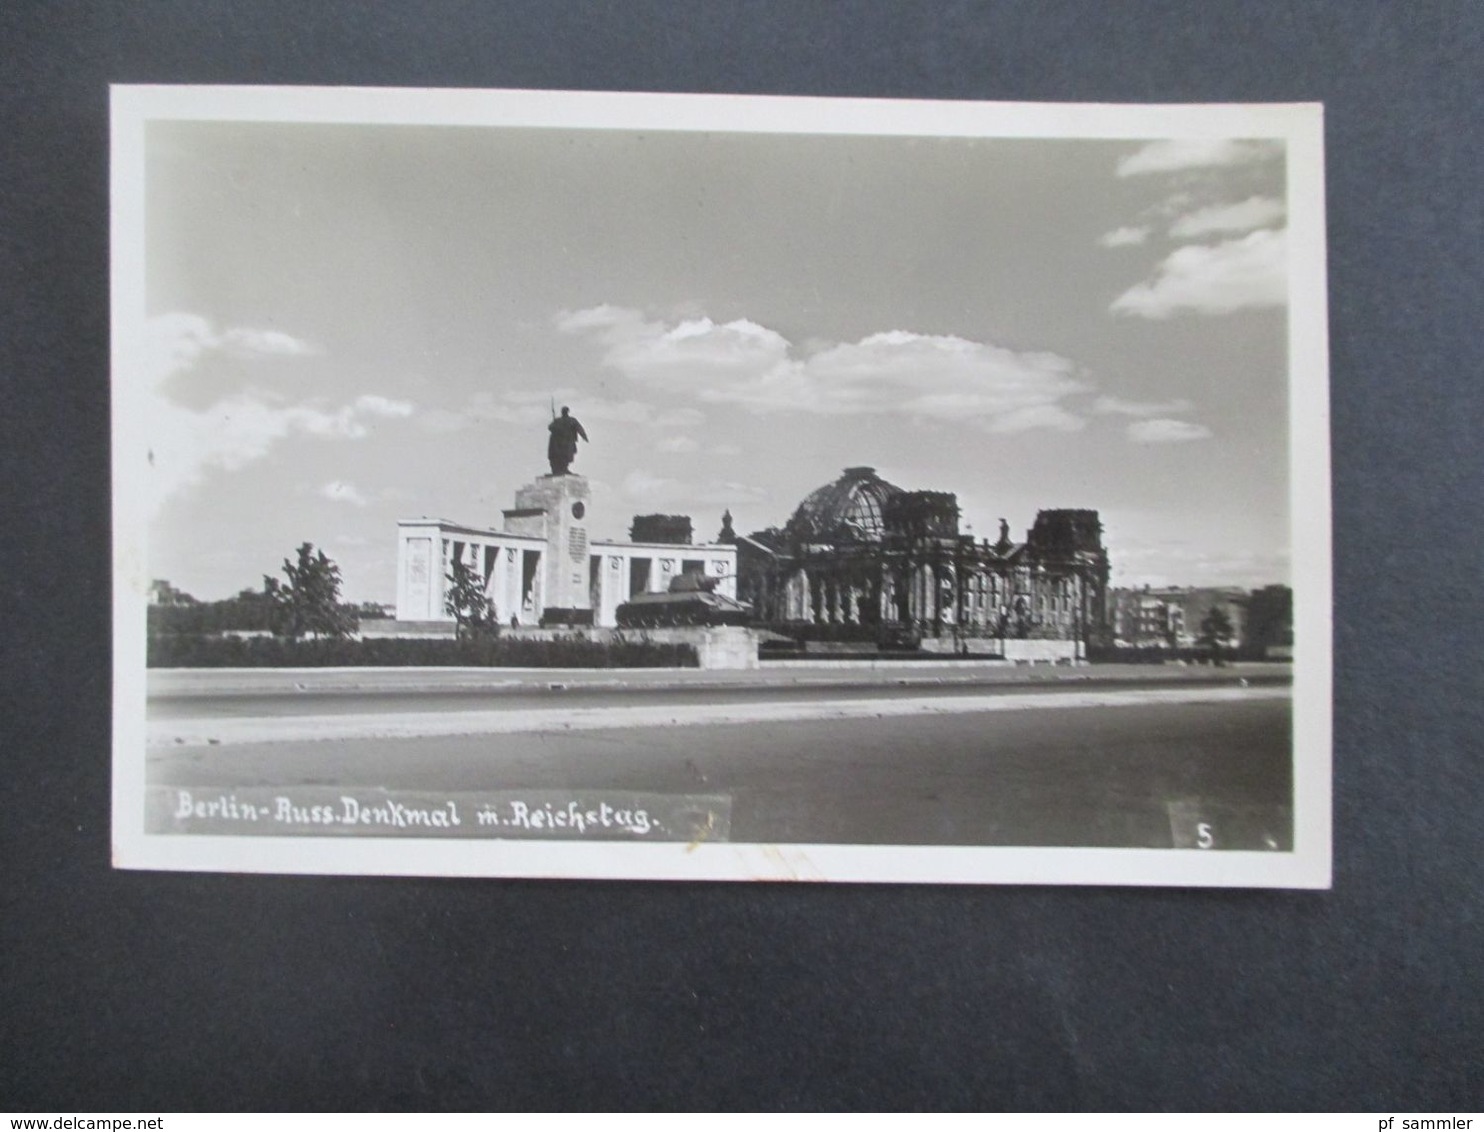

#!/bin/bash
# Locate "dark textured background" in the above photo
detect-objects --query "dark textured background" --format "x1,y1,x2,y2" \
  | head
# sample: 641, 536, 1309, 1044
2, 1, 1480, 1111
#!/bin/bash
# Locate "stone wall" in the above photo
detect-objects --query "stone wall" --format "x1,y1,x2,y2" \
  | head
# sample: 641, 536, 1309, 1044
639, 626, 760, 670
917, 636, 1082, 663
917, 636, 1003, 656
1001, 639, 1081, 663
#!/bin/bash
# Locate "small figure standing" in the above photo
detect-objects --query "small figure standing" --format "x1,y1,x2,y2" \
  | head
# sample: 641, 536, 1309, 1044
547, 406, 589, 476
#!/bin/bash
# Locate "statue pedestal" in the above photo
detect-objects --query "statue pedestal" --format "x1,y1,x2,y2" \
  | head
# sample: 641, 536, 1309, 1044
506, 474, 592, 622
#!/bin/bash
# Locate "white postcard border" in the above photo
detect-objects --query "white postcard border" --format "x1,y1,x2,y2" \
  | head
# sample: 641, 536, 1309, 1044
111, 85, 1331, 888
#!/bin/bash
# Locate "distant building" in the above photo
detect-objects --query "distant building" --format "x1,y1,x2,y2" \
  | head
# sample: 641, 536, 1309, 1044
628, 514, 694, 545
1109, 586, 1249, 650
735, 466, 1109, 657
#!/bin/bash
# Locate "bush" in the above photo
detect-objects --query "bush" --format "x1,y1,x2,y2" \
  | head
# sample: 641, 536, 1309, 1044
149, 598, 281, 635
148, 634, 698, 669
147, 590, 361, 636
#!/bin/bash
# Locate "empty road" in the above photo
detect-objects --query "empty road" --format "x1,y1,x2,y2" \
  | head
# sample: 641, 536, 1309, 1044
146, 666, 1292, 849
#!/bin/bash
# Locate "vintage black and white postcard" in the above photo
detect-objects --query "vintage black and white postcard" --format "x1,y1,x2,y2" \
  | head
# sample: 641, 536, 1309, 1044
112, 86, 1330, 886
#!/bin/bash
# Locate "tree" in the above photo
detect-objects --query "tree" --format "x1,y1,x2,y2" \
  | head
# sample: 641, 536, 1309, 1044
264, 542, 355, 641
149, 579, 197, 606
445, 558, 498, 640
1196, 605, 1235, 666
1242, 584, 1293, 658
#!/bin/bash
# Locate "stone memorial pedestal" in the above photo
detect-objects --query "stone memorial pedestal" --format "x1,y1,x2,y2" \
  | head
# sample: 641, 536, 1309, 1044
508, 473, 592, 624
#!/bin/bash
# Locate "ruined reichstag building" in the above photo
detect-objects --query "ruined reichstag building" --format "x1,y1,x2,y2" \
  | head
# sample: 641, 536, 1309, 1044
734, 466, 1110, 659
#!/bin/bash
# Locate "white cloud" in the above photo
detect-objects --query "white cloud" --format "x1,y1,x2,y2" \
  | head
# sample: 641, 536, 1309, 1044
501, 389, 657, 425
563, 398, 656, 425
1116, 139, 1283, 177
1111, 228, 1287, 318
1111, 542, 1289, 588
621, 470, 768, 511
353, 394, 414, 419
420, 387, 669, 433
656, 435, 700, 454
558, 307, 1089, 434
653, 407, 706, 429
1126, 418, 1214, 444
1098, 225, 1150, 248
556, 306, 792, 394
319, 481, 368, 506
620, 470, 679, 507
1169, 196, 1286, 238
144, 313, 317, 390
1093, 395, 1195, 417
219, 326, 317, 356
144, 313, 412, 514
416, 409, 473, 434
982, 404, 1085, 434
1152, 190, 1196, 216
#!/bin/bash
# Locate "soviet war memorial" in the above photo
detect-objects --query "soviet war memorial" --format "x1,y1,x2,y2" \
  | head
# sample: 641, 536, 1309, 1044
397, 447, 1107, 667
394, 406, 744, 640
113, 88, 1329, 886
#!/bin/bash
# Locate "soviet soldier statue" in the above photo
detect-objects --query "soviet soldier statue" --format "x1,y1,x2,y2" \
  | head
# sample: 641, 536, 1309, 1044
547, 405, 589, 476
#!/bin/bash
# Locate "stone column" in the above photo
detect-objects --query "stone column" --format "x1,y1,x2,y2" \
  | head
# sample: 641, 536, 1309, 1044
510, 473, 592, 620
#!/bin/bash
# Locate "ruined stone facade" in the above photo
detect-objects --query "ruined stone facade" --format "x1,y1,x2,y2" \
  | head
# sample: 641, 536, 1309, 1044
735, 466, 1109, 650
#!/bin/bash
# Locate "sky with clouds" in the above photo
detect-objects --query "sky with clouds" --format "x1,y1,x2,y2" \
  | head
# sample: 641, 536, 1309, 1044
141, 119, 1293, 602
